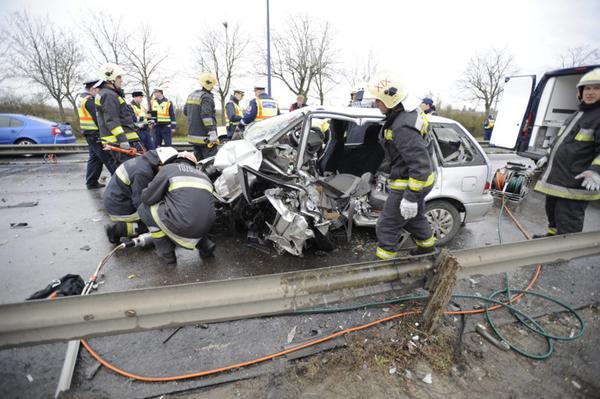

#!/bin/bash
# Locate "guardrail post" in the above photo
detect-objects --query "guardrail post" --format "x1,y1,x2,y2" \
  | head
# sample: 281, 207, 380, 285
422, 249, 460, 333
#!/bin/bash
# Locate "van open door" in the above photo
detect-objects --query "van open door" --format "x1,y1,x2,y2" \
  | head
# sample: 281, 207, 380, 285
489, 75, 536, 149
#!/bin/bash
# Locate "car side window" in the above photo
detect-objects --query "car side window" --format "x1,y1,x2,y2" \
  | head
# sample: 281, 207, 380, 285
9, 118, 24, 127
430, 123, 485, 167
0, 116, 10, 128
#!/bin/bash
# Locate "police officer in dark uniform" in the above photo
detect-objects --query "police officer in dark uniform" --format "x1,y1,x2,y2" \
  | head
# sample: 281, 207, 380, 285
184, 72, 219, 160
367, 70, 437, 259
225, 89, 245, 140
130, 90, 155, 150
240, 84, 279, 126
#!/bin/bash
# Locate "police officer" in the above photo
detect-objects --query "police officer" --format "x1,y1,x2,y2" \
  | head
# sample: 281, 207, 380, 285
225, 88, 245, 140
76, 78, 116, 189
103, 147, 178, 244
483, 114, 495, 141
420, 97, 437, 115
534, 68, 600, 237
367, 70, 437, 259
151, 88, 177, 147
95, 63, 142, 165
240, 84, 279, 126
130, 91, 155, 150
138, 152, 216, 264
184, 72, 219, 160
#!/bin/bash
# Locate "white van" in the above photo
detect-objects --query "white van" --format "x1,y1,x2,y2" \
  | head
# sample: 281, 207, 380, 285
490, 64, 600, 158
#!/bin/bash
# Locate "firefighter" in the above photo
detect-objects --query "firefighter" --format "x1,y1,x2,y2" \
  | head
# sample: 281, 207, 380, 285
130, 91, 155, 150
367, 70, 437, 259
104, 147, 178, 244
76, 78, 116, 189
534, 68, 600, 237
225, 88, 245, 140
138, 152, 216, 264
184, 72, 219, 160
483, 114, 495, 141
151, 88, 177, 147
95, 63, 142, 165
240, 84, 279, 126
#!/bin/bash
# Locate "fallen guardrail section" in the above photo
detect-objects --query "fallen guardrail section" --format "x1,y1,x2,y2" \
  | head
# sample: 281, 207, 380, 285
0, 231, 599, 349
0, 143, 194, 156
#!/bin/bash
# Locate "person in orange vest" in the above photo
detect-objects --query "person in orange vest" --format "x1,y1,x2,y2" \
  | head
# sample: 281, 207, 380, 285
225, 88, 245, 140
240, 84, 279, 126
151, 88, 176, 147
76, 78, 117, 188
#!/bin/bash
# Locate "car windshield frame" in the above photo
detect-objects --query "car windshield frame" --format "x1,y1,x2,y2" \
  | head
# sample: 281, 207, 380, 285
243, 110, 306, 146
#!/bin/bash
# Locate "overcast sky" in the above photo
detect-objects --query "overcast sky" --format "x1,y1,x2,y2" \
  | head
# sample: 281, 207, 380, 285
1, 0, 599, 110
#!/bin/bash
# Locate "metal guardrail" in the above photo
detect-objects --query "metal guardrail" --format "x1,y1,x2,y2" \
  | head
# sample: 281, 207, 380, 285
0, 231, 599, 348
0, 143, 194, 156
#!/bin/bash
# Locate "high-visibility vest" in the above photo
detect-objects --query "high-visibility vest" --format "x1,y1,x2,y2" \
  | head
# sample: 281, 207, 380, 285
131, 102, 146, 121
225, 101, 242, 127
76, 94, 98, 131
256, 98, 278, 120
152, 98, 172, 123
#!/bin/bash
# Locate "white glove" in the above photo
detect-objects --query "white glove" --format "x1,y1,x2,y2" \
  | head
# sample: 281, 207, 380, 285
575, 170, 600, 191
208, 131, 218, 144
400, 198, 418, 219
119, 141, 130, 150
536, 156, 548, 169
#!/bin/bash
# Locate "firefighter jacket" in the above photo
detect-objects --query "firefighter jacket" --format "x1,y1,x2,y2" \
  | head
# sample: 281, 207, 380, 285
242, 93, 279, 125
96, 86, 139, 144
76, 91, 99, 133
379, 105, 436, 203
535, 104, 600, 201
184, 89, 216, 144
151, 97, 176, 127
140, 162, 215, 246
103, 150, 161, 220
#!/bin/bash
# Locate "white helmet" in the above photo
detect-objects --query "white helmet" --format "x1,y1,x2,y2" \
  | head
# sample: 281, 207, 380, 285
199, 72, 218, 91
99, 63, 125, 83
367, 70, 409, 109
156, 147, 178, 165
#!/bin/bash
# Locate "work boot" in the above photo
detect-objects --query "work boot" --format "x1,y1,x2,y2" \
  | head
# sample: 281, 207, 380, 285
409, 246, 439, 257
105, 223, 126, 244
87, 182, 106, 189
532, 233, 555, 239
197, 236, 216, 259
153, 236, 176, 264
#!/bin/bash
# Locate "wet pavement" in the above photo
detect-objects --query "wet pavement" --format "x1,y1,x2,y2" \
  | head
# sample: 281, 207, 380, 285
0, 154, 598, 398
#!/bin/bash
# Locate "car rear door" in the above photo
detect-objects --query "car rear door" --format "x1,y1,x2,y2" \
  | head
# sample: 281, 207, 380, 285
489, 75, 536, 149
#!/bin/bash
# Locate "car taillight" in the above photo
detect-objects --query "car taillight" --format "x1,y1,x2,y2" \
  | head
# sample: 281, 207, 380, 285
484, 181, 491, 193
51, 127, 61, 136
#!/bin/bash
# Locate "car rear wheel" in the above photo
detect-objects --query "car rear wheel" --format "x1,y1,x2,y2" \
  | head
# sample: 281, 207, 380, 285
425, 200, 461, 246
16, 138, 36, 157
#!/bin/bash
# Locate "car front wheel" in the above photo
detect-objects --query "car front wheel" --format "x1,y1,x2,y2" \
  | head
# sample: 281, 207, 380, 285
425, 200, 461, 246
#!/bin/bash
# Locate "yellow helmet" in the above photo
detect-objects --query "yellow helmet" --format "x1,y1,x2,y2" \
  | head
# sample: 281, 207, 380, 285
99, 63, 125, 83
367, 70, 408, 109
199, 72, 218, 91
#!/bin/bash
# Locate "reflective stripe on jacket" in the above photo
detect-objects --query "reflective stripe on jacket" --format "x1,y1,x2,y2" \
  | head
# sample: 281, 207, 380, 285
152, 98, 174, 124
256, 98, 278, 120
184, 89, 216, 145
76, 93, 98, 132
96, 86, 139, 144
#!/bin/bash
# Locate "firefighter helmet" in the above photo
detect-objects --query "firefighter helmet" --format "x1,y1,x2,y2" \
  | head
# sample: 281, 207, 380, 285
156, 147, 178, 165
577, 68, 600, 99
99, 63, 125, 83
367, 70, 409, 109
177, 151, 198, 165
199, 72, 218, 91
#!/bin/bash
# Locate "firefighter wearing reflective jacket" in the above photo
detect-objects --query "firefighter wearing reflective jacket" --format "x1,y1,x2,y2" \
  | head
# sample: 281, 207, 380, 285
240, 85, 279, 126
185, 72, 219, 161
367, 71, 437, 259
77, 78, 117, 189
103, 147, 178, 244
95, 63, 142, 165
138, 152, 216, 264
225, 89, 245, 139
534, 68, 600, 237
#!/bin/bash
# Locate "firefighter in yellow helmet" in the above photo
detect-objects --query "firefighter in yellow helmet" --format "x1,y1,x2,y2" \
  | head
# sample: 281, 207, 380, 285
184, 72, 219, 160
534, 68, 600, 237
367, 70, 437, 259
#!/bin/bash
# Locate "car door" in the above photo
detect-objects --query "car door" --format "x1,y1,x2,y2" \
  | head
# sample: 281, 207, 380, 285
489, 75, 536, 149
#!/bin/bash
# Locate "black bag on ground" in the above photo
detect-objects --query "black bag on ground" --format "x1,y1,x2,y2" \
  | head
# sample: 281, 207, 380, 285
27, 274, 85, 300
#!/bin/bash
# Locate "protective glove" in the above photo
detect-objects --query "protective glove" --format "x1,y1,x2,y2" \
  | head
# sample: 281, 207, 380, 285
536, 156, 548, 169
399, 198, 418, 219
119, 141, 130, 150
208, 131, 218, 144
575, 170, 600, 191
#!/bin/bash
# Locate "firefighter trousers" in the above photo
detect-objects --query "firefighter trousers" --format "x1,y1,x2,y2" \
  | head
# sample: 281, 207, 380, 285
545, 195, 589, 234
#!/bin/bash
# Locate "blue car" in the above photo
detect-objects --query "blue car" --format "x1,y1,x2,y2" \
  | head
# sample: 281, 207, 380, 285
0, 113, 76, 145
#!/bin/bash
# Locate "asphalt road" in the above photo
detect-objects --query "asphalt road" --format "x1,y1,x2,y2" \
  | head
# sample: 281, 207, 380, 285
0, 154, 598, 398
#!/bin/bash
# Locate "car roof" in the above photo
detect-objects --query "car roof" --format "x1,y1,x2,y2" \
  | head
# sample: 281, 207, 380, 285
297, 105, 459, 124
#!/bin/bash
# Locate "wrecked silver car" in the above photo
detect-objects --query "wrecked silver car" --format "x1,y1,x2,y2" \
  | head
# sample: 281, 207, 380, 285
203, 106, 493, 256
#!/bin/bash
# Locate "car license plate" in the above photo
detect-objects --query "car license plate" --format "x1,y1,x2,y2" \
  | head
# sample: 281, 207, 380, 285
64, 129, 73, 136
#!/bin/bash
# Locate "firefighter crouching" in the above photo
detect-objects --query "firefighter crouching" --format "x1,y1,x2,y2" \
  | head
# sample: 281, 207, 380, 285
367, 70, 437, 259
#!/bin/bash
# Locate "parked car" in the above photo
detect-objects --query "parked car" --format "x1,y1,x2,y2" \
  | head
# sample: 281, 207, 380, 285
490, 64, 600, 158
0, 113, 76, 145
203, 106, 493, 256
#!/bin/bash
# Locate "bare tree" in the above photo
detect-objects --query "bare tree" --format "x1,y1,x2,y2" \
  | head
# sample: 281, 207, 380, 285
6, 11, 83, 123
311, 22, 338, 105
81, 11, 128, 65
343, 49, 378, 90
458, 48, 517, 115
194, 21, 249, 121
559, 46, 600, 68
124, 24, 169, 108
